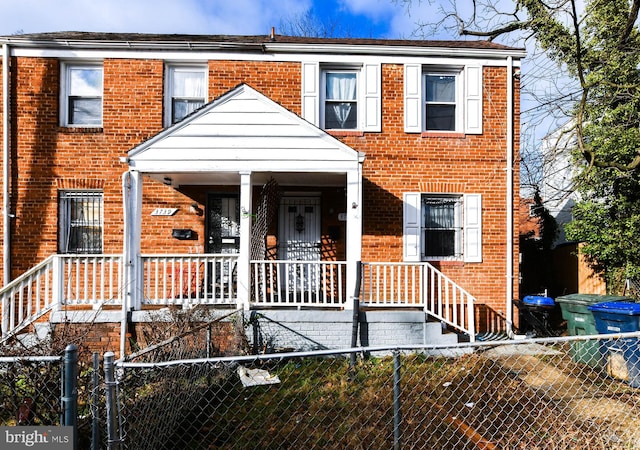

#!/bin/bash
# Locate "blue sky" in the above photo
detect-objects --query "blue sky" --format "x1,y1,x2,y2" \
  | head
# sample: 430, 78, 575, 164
0, 0, 563, 147
0, 0, 445, 39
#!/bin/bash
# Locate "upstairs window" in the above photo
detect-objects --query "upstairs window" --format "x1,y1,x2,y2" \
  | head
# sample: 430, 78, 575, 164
323, 70, 358, 129
61, 63, 103, 127
404, 65, 482, 134
59, 191, 103, 254
301, 62, 381, 132
425, 74, 457, 131
166, 65, 207, 126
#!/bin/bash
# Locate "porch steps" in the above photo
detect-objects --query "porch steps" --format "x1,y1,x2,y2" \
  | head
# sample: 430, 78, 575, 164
423, 320, 473, 357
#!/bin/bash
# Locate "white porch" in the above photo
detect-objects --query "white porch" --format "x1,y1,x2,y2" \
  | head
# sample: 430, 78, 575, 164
122, 83, 365, 314
0, 254, 476, 341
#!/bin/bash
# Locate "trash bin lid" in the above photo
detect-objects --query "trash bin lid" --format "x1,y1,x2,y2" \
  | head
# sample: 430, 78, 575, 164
522, 295, 555, 307
588, 301, 640, 315
556, 294, 632, 306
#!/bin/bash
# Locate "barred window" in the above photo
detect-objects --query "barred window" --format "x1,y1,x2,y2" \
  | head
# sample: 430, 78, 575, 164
422, 196, 462, 259
59, 191, 103, 254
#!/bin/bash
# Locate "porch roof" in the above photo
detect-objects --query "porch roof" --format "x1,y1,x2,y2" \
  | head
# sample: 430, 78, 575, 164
125, 84, 365, 186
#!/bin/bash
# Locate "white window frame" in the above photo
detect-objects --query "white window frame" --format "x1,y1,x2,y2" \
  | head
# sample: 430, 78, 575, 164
424, 71, 462, 132
60, 62, 103, 127
302, 62, 381, 132
58, 190, 104, 254
321, 68, 359, 130
421, 195, 463, 260
404, 64, 483, 134
164, 64, 208, 127
403, 192, 482, 263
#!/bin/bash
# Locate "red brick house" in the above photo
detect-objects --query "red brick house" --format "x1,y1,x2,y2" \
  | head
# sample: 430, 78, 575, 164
0, 32, 524, 352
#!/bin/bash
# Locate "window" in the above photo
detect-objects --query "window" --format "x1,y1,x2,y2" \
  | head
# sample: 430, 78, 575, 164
404, 64, 482, 134
59, 191, 103, 254
166, 65, 207, 126
61, 63, 103, 126
403, 192, 482, 262
323, 70, 358, 129
422, 196, 462, 258
301, 62, 381, 132
425, 74, 457, 131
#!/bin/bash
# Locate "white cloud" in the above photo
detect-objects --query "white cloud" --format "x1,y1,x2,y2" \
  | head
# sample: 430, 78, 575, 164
0, 0, 310, 35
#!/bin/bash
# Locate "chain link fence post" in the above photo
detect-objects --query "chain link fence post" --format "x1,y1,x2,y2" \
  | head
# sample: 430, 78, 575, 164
91, 352, 100, 450
393, 350, 401, 450
104, 352, 122, 450
62, 344, 78, 450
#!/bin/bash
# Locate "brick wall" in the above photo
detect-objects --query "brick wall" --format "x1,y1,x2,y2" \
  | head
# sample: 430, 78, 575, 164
2, 53, 520, 324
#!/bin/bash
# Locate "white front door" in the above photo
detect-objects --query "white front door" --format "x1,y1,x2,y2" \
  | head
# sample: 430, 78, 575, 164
278, 196, 321, 293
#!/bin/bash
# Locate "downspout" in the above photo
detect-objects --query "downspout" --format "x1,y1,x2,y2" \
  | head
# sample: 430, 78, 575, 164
506, 56, 515, 337
2, 43, 10, 286
121, 171, 131, 360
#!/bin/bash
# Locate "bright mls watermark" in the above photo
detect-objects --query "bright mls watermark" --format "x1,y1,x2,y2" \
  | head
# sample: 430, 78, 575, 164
0, 427, 73, 449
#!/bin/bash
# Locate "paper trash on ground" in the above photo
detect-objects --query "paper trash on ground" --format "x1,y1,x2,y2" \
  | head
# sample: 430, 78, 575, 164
238, 366, 281, 387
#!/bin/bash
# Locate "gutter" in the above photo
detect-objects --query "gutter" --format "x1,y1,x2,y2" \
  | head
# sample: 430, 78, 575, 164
506, 56, 515, 337
2, 43, 9, 286
0, 37, 527, 61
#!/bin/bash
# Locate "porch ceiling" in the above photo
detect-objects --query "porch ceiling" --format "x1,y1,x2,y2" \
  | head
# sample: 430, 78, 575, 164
148, 171, 346, 188
126, 83, 364, 179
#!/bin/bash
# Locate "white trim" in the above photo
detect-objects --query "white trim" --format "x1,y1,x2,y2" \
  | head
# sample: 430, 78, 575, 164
463, 194, 482, 263
404, 64, 422, 133
7, 47, 524, 67
301, 62, 319, 126
403, 192, 421, 261
464, 66, 483, 134
59, 61, 103, 127
424, 69, 463, 133
362, 63, 381, 132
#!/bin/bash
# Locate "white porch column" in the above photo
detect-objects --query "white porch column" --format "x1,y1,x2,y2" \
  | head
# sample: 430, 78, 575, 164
122, 171, 143, 312
238, 171, 253, 310
346, 161, 364, 309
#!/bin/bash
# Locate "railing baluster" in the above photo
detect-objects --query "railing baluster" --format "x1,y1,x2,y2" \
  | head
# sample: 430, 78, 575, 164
359, 262, 476, 339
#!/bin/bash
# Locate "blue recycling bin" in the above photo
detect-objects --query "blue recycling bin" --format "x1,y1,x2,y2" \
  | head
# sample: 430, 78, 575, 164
588, 301, 640, 387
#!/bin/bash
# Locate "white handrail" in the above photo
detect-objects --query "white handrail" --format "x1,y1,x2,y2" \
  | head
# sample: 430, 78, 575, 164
1, 256, 56, 338
361, 262, 476, 341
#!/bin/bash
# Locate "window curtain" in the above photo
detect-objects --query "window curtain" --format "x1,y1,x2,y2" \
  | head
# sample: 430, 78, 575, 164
173, 70, 206, 118
326, 73, 357, 128
423, 198, 455, 228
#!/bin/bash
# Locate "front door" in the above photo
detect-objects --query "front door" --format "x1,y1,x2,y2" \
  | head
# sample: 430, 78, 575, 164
205, 194, 240, 290
278, 196, 321, 293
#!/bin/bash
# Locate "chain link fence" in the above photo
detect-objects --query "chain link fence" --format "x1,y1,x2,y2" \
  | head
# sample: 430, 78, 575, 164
0, 354, 63, 427
105, 332, 640, 450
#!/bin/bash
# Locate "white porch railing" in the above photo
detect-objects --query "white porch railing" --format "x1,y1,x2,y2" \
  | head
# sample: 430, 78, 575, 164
0, 254, 123, 338
361, 262, 476, 341
61, 254, 123, 306
1, 256, 476, 340
142, 254, 239, 306
251, 260, 347, 308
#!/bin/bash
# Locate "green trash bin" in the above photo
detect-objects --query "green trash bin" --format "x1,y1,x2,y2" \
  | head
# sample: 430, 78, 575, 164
555, 294, 632, 367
